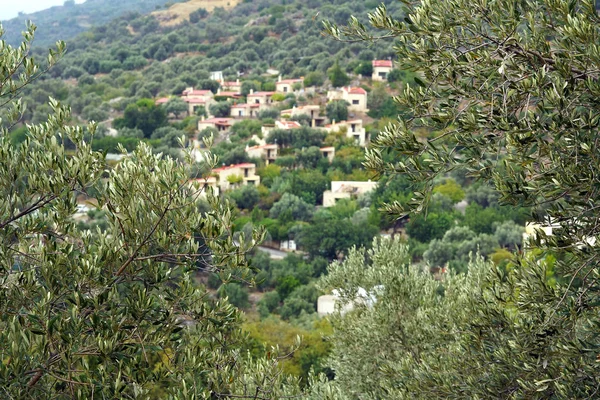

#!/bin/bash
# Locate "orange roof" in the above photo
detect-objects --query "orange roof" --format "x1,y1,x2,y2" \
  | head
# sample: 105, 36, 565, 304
248, 91, 275, 97
155, 97, 170, 104
231, 103, 260, 108
183, 98, 207, 104
345, 87, 367, 95
213, 163, 256, 172
217, 91, 242, 97
200, 118, 234, 125
373, 60, 393, 67
246, 144, 278, 151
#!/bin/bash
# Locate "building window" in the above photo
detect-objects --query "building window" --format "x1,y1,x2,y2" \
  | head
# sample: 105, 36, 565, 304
255, 99, 260, 104
352, 99, 359, 105
244, 169, 249, 177
283, 87, 288, 92
239, 111, 243, 116
351, 124, 356, 132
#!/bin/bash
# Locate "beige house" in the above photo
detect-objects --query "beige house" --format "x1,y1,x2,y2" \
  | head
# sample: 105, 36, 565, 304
182, 87, 215, 115
212, 163, 260, 191
197, 117, 234, 133
327, 87, 368, 112
276, 75, 304, 93
220, 78, 242, 93
275, 120, 302, 130
372, 60, 393, 81
245, 143, 278, 164
324, 119, 368, 147
323, 180, 378, 207
280, 104, 325, 127
230, 103, 260, 118
320, 146, 335, 163
247, 90, 276, 108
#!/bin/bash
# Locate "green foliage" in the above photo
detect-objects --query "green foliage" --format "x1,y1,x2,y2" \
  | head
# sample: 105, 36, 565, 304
303, 71, 325, 87
325, 1, 600, 396
405, 212, 455, 243
229, 184, 260, 210
325, 100, 349, 122
432, 178, 465, 203
0, 27, 303, 398
327, 60, 350, 87
218, 283, 250, 309
270, 193, 313, 222
164, 96, 188, 118
209, 101, 232, 118
113, 98, 167, 138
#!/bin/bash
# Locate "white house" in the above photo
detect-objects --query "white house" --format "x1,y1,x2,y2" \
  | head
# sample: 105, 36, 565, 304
327, 86, 368, 112
230, 103, 260, 118
220, 78, 242, 93
245, 143, 278, 164
212, 163, 260, 191
275, 120, 302, 130
182, 87, 215, 115
323, 180, 378, 207
324, 119, 368, 147
247, 90, 275, 109
372, 60, 393, 81
276, 75, 304, 93
320, 146, 335, 163
197, 117, 234, 133
280, 104, 325, 127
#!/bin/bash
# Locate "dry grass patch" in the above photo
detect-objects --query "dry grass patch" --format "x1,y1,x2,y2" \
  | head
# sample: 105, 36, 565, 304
152, 0, 242, 26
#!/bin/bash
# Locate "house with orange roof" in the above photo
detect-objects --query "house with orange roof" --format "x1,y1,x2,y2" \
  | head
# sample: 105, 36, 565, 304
245, 143, 278, 164
216, 88, 242, 100
276, 75, 304, 93
230, 103, 260, 118
324, 119, 368, 147
155, 97, 170, 105
247, 89, 276, 109
275, 120, 302, 130
197, 116, 234, 133
280, 104, 325, 127
182, 87, 215, 115
372, 60, 393, 81
327, 86, 368, 112
212, 163, 260, 191
220, 78, 242, 92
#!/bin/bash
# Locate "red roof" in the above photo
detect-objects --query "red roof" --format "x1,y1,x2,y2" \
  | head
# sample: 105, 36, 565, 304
345, 87, 367, 95
231, 103, 260, 108
155, 97, 170, 104
373, 60, 393, 67
200, 118, 233, 125
213, 163, 256, 172
217, 91, 242, 97
183, 98, 207, 104
248, 91, 275, 97
277, 121, 302, 129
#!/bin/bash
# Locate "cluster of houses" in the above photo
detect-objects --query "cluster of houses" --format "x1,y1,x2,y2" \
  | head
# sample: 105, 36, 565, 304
164, 60, 396, 205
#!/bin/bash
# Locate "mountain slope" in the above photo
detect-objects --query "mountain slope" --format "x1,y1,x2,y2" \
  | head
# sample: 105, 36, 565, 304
1, 0, 186, 48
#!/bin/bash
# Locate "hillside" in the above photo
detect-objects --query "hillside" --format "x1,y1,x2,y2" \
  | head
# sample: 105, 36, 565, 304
1, 0, 186, 48
152, 0, 242, 26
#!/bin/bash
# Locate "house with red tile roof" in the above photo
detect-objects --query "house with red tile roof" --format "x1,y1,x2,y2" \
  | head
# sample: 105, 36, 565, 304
212, 163, 260, 191
220, 78, 242, 92
276, 75, 304, 93
245, 143, 278, 164
230, 103, 260, 118
182, 87, 215, 115
247, 89, 276, 109
327, 86, 368, 112
372, 60, 393, 81
197, 116, 234, 133
275, 120, 302, 130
